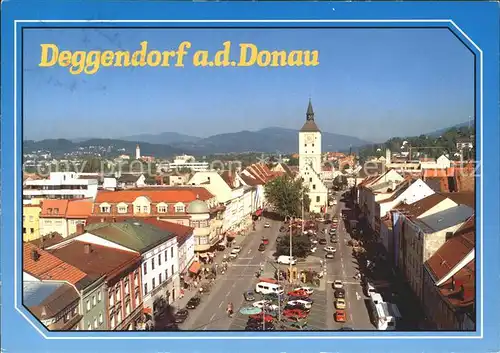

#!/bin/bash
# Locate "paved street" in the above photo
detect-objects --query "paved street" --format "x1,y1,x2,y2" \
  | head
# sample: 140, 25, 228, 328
324, 193, 373, 330
180, 192, 375, 331
181, 219, 281, 330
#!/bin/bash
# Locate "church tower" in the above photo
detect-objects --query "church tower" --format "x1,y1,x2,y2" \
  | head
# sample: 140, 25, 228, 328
298, 99, 328, 213
135, 144, 141, 160
299, 99, 322, 176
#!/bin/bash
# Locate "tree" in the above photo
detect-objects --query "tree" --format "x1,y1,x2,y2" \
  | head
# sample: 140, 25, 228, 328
287, 157, 299, 166
275, 234, 312, 258
264, 175, 310, 218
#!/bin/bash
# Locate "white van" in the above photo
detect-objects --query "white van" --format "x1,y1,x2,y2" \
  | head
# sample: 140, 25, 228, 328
366, 282, 377, 297
255, 282, 284, 295
277, 255, 297, 265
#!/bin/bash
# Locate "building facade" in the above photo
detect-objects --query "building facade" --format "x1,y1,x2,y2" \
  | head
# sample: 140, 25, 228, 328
23, 203, 42, 241
38, 199, 93, 238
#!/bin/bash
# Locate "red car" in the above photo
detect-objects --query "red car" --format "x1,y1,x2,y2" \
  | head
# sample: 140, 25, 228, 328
288, 290, 309, 297
249, 313, 274, 322
262, 237, 269, 245
283, 309, 308, 319
335, 310, 346, 323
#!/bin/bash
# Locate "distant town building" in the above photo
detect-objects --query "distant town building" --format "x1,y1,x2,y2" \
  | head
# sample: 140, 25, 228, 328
23, 172, 99, 205
135, 144, 141, 160
159, 155, 210, 173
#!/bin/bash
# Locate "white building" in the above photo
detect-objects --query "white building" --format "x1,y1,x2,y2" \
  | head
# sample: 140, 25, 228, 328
188, 171, 255, 233
135, 145, 141, 160
163, 155, 210, 172
299, 99, 329, 213
23, 172, 99, 205
52, 219, 180, 308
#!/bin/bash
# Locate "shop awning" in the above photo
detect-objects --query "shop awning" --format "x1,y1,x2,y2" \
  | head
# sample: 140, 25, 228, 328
255, 209, 263, 216
143, 307, 152, 314
188, 261, 201, 274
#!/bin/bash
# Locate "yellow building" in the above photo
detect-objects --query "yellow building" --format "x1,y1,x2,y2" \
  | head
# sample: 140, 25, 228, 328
23, 204, 42, 241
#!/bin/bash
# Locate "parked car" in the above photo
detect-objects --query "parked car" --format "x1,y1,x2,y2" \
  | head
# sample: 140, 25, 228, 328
216, 244, 226, 251
318, 238, 327, 245
317, 218, 325, 223
332, 280, 344, 289
249, 313, 274, 322
292, 296, 314, 304
258, 243, 266, 251
229, 251, 238, 259
310, 246, 317, 253
329, 228, 336, 234
283, 309, 308, 319
325, 252, 335, 259
288, 289, 309, 297
334, 288, 346, 299
253, 300, 279, 312
232, 246, 242, 253
261, 237, 269, 245
324, 246, 336, 253
335, 310, 346, 323
174, 309, 189, 323
277, 256, 297, 265
335, 298, 346, 310
294, 287, 314, 295
287, 300, 312, 309
264, 223, 271, 228
243, 290, 256, 301
186, 297, 201, 309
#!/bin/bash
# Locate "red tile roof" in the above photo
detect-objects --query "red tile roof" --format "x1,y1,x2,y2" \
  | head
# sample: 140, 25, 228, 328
442, 192, 474, 208
395, 193, 448, 218
425, 216, 475, 282
423, 168, 455, 178
23, 243, 88, 285
94, 187, 214, 204
49, 241, 142, 280
40, 199, 93, 219
438, 259, 475, 309
220, 170, 236, 189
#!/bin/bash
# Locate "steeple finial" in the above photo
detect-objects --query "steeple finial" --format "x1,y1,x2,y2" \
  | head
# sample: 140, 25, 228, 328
306, 98, 314, 121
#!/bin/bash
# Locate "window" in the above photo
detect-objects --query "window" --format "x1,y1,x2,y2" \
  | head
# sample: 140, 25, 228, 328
124, 281, 129, 295
175, 205, 185, 213
158, 254, 162, 266
165, 268, 169, 279
157, 205, 167, 213
97, 291, 102, 302
110, 315, 115, 329
115, 286, 121, 301
304, 144, 307, 147
312, 144, 315, 147
152, 278, 156, 289
143, 262, 147, 275
142, 206, 148, 213
117, 205, 128, 213
86, 300, 91, 312
164, 250, 168, 262
23, 227, 26, 234
29, 215, 34, 221
316, 196, 320, 202
93, 317, 98, 328
312, 184, 316, 190
144, 283, 148, 295
126, 301, 131, 316
87, 322, 92, 330
151, 258, 155, 270
30, 228, 34, 233
98, 313, 103, 324
309, 177, 312, 182
134, 271, 139, 286
109, 293, 114, 307
92, 295, 96, 306
100, 204, 111, 213
171, 264, 174, 276
171, 247, 174, 258
159, 273, 162, 284
135, 206, 141, 213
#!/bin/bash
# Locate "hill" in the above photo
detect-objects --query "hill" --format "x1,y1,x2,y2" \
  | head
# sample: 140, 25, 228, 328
170, 127, 372, 154
120, 132, 201, 145
426, 121, 471, 137
23, 139, 184, 159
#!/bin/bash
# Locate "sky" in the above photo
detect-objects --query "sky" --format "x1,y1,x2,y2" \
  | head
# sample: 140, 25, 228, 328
23, 28, 474, 142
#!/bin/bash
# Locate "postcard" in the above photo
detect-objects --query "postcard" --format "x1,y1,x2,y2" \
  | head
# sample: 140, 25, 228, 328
1, 1, 499, 353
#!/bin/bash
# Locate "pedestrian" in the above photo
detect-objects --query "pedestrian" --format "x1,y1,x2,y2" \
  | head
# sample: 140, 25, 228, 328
194, 280, 198, 288
227, 302, 234, 317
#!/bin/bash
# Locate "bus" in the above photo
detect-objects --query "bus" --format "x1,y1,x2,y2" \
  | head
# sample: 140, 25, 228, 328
368, 293, 402, 330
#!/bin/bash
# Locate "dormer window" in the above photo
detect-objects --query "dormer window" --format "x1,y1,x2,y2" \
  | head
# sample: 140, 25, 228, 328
100, 203, 111, 213
53, 208, 59, 214
175, 203, 185, 213
132, 196, 151, 214
157, 203, 167, 213
117, 203, 128, 214
47, 208, 53, 214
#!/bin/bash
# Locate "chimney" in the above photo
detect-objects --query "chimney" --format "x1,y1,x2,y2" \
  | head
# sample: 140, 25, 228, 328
31, 249, 40, 261
76, 223, 85, 235
84, 244, 92, 254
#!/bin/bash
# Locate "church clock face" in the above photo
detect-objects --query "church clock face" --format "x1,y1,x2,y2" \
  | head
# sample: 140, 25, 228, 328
305, 134, 314, 144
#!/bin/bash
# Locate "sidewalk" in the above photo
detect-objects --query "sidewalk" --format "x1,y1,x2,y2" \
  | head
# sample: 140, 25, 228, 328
172, 220, 263, 310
